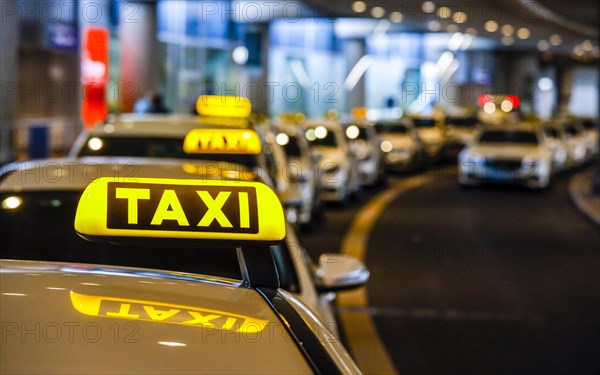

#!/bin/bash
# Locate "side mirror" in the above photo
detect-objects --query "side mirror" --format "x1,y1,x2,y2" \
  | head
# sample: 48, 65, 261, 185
316, 253, 370, 293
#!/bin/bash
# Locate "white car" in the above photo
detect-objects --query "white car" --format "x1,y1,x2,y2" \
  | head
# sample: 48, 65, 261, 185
375, 120, 424, 172
458, 125, 553, 189
579, 118, 599, 158
541, 122, 569, 172
273, 124, 323, 227
411, 116, 445, 162
1, 174, 365, 373
303, 121, 361, 204
342, 121, 386, 187
0, 158, 368, 333
560, 121, 589, 167
443, 115, 480, 160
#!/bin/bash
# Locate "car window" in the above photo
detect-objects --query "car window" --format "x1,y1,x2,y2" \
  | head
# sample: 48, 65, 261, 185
375, 123, 408, 134
78, 136, 259, 167
479, 130, 539, 145
0, 191, 243, 280
543, 127, 558, 138
446, 117, 478, 128
306, 129, 338, 147
413, 118, 436, 128
283, 136, 302, 157
564, 124, 581, 136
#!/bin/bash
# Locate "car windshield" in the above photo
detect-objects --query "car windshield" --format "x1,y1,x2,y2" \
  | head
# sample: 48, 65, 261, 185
283, 136, 302, 157
564, 124, 581, 136
0, 191, 299, 291
479, 130, 539, 145
446, 117, 478, 128
344, 125, 369, 140
581, 119, 596, 130
543, 127, 559, 138
413, 118, 436, 128
78, 136, 258, 168
375, 123, 408, 134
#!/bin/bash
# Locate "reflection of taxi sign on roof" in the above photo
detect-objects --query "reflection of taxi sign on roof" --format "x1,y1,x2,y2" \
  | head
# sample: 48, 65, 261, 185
71, 292, 268, 333
183, 129, 261, 155
74, 178, 285, 243
196, 95, 252, 118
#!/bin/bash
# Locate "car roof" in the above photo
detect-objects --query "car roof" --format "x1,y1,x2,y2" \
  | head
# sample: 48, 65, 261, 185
0, 260, 312, 374
0, 157, 260, 192
88, 115, 251, 138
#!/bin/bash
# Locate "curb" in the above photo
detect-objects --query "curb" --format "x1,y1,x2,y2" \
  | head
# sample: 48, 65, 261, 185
568, 168, 600, 228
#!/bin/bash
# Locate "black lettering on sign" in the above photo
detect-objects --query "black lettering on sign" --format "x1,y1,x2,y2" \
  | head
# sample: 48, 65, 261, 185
106, 183, 258, 234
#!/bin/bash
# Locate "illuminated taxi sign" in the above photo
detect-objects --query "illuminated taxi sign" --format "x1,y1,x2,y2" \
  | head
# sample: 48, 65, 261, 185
74, 178, 285, 243
351, 107, 368, 119
71, 292, 268, 333
196, 95, 252, 118
183, 129, 262, 155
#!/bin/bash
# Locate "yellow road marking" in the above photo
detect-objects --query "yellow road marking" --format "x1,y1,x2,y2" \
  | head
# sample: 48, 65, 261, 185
338, 175, 429, 375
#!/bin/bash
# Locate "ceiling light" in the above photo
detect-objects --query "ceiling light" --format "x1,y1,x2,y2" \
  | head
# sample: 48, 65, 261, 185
501, 24, 514, 36
581, 40, 593, 51
390, 11, 403, 23
452, 11, 467, 23
371, 7, 385, 18
422, 1, 435, 13
465, 27, 477, 36
537, 40, 549, 51
446, 24, 459, 33
437, 6, 452, 19
549, 34, 561, 46
484, 20, 498, 32
352, 1, 367, 13
516, 27, 530, 39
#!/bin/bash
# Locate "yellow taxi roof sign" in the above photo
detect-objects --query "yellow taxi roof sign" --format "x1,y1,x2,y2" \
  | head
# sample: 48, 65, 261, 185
196, 95, 252, 118
75, 178, 285, 243
183, 129, 262, 155
351, 107, 368, 119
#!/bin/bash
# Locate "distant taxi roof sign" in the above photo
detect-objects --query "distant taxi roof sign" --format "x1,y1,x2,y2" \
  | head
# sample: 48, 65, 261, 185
74, 178, 285, 243
196, 95, 252, 118
183, 128, 261, 155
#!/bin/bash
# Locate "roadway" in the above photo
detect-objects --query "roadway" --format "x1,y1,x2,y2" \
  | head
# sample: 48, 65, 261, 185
301, 164, 600, 375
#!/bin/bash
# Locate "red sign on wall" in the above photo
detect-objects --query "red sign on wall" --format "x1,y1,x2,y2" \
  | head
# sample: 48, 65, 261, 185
81, 27, 109, 128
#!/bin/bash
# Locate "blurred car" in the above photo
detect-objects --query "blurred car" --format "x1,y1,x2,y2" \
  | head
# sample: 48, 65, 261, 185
560, 120, 588, 167
374, 119, 424, 172
342, 121, 386, 187
303, 121, 361, 203
273, 124, 323, 227
458, 124, 553, 189
1, 175, 365, 373
0, 159, 369, 333
411, 116, 445, 162
443, 115, 480, 160
579, 118, 599, 157
541, 122, 569, 172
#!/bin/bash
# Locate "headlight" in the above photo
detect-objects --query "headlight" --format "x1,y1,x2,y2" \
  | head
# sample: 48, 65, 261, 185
380, 141, 393, 153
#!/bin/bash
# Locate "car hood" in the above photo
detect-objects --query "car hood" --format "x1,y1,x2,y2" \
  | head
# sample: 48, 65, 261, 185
470, 144, 545, 159
0, 260, 311, 374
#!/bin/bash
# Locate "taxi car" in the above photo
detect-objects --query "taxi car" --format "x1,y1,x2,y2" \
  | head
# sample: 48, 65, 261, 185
1, 175, 363, 374
69, 96, 281, 187
303, 121, 361, 204
541, 121, 569, 172
443, 115, 480, 160
0, 158, 368, 335
374, 119, 424, 172
458, 124, 553, 189
411, 116, 445, 162
579, 118, 599, 157
273, 123, 323, 228
342, 120, 386, 187
560, 120, 589, 167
